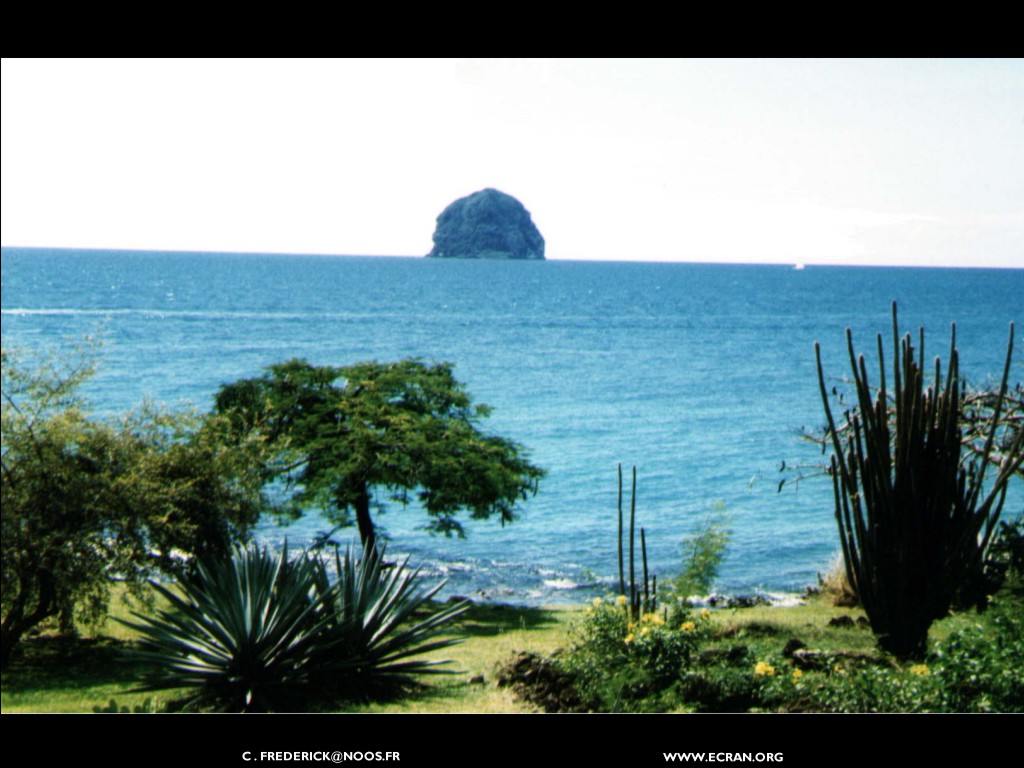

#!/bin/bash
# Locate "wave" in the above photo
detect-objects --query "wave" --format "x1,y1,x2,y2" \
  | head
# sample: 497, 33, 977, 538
0, 308, 411, 322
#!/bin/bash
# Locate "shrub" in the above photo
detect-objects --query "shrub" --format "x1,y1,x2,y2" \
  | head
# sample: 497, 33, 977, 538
1, 344, 263, 667
562, 599, 711, 712
930, 601, 1024, 712
755, 599, 1024, 712
784, 660, 938, 713
562, 466, 731, 711
677, 662, 760, 713
978, 516, 1024, 596
674, 503, 732, 601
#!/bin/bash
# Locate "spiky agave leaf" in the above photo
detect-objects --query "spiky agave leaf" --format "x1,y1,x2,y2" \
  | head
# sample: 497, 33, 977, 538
323, 542, 469, 680
120, 543, 343, 712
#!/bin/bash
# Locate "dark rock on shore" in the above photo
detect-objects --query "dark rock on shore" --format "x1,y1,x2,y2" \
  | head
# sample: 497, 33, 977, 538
782, 638, 807, 657
426, 188, 545, 260
705, 593, 774, 609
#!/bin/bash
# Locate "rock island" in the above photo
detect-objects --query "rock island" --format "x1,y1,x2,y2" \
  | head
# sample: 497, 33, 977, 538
426, 188, 545, 260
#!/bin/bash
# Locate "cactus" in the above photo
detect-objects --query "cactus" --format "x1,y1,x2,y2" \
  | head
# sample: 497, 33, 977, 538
616, 464, 657, 620
815, 303, 1023, 659
617, 466, 626, 597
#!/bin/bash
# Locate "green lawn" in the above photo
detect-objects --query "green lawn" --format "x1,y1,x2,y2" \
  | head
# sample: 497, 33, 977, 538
1, 593, 190, 713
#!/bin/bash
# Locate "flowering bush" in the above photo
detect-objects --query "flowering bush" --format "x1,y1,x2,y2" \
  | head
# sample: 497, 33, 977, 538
562, 597, 712, 711
756, 601, 1023, 712
779, 660, 937, 713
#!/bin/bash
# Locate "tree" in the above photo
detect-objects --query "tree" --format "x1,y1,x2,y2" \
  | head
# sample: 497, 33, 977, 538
1, 344, 263, 666
214, 358, 545, 553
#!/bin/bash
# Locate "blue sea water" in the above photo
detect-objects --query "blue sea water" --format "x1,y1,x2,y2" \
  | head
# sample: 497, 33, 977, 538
2, 247, 1022, 605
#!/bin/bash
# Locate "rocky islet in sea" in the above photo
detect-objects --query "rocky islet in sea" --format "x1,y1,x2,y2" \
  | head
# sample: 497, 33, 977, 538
426, 188, 545, 261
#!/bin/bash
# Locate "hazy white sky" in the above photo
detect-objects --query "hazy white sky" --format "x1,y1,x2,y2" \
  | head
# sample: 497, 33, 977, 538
2, 58, 1022, 267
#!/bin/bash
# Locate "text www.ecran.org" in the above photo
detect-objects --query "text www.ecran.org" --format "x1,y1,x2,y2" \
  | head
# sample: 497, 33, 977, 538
664, 754, 783, 763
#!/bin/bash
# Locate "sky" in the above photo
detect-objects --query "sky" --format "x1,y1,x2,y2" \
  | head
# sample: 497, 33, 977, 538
2, 58, 1022, 267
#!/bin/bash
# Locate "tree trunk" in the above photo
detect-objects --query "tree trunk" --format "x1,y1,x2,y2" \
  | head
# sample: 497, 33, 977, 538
1, 567, 58, 667
1, 610, 24, 668
58, 603, 78, 637
874, 619, 929, 661
354, 483, 378, 556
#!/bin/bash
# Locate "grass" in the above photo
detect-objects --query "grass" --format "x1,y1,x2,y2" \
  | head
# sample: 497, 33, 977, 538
693, 593, 987, 661
340, 603, 574, 713
0, 593, 190, 713
0, 590, 1007, 713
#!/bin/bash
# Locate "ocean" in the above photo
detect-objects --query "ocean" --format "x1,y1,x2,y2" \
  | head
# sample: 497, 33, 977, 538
2, 247, 1021, 605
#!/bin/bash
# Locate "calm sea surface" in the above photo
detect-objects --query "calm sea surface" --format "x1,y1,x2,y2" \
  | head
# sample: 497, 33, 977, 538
3, 248, 1021, 604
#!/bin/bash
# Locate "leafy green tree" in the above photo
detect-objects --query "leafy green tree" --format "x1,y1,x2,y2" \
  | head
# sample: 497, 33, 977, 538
215, 358, 544, 552
1, 345, 263, 666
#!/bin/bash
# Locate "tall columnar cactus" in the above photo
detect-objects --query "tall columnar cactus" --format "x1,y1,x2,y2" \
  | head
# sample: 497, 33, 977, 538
816, 304, 1023, 659
617, 464, 656, 620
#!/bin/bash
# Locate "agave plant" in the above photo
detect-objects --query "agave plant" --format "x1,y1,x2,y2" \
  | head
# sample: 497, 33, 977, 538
121, 543, 339, 712
322, 542, 469, 684
121, 541, 468, 711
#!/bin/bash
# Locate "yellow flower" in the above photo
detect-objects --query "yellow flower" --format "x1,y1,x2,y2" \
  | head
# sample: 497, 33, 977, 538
592, 597, 602, 607
616, 595, 628, 607
792, 668, 803, 681
753, 661, 776, 677
642, 613, 665, 626
640, 626, 650, 636
585, 607, 594, 615
680, 621, 697, 632
700, 608, 711, 618
909, 664, 930, 677
624, 633, 635, 644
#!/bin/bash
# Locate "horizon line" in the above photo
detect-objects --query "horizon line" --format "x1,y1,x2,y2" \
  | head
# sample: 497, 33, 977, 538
2, 244, 1022, 271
